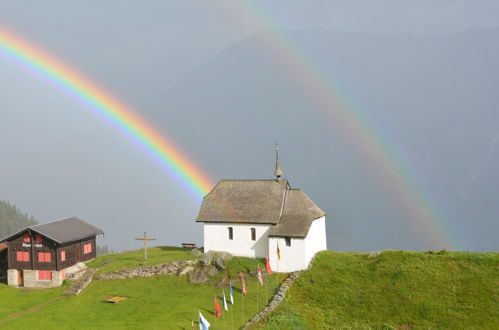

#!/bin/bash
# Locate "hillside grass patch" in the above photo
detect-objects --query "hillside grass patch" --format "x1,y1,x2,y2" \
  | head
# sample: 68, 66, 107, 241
255, 250, 499, 329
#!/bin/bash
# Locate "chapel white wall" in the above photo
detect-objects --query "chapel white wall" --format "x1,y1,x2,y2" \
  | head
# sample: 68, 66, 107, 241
268, 237, 307, 272
305, 216, 327, 263
268, 216, 327, 272
203, 223, 271, 258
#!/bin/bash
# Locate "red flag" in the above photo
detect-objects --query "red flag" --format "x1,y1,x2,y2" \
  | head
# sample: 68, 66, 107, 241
240, 273, 247, 296
265, 256, 272, 274
214, 295, 222, 318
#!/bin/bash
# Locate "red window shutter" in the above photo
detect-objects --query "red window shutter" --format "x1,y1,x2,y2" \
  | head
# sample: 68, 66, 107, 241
23, 233, 30, 243
83, 243, 92, 254
38, 251, 44, 262
61, 250, 66, 262
23, 251, 30, 262
16, 251, 22, 261
35, 234, 42, 243
45, 252, 51, 262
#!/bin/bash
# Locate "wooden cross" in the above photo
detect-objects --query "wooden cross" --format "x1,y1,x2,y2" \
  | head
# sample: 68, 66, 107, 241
135, 231, 156, 261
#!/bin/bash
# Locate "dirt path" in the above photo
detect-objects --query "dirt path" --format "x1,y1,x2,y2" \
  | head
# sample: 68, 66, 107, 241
0, 295, 66, 323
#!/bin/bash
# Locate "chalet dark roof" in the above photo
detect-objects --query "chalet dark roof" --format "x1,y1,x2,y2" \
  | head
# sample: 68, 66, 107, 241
196, 180, 325, 237
1, 217, 103, 244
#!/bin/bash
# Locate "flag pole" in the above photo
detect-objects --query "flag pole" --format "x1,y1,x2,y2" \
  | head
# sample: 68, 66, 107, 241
256, 270, 259, 314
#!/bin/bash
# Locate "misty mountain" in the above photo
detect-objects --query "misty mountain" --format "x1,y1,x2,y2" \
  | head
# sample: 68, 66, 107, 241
147, 27, 499, 251
0, 200, 38, 239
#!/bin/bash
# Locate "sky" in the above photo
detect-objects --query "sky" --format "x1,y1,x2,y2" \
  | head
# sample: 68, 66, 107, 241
0, 1, 498, 252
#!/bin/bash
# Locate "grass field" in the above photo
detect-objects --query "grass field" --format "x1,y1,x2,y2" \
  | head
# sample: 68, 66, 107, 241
0, 248, 285, 329
254, 250, 499, 329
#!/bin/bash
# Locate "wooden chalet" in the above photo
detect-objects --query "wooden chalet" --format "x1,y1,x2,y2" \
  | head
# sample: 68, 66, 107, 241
1, 217, 103, 288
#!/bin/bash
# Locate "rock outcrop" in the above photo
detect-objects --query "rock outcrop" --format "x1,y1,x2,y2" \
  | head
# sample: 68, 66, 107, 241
94, 259, 196, 281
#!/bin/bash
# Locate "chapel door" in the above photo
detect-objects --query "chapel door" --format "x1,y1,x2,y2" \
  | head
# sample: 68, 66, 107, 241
17, 270, 24, 286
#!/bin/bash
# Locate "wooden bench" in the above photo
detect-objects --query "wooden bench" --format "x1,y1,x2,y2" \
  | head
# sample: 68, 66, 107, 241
181, 243, 197, 249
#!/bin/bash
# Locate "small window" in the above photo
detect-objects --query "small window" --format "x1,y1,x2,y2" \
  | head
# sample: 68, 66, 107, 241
228, 227, 233, 240
23, 233, 31, 243
35, 234, 43, 243
250, 228, 256, 241
285, 237, 291, 247
61, 250, 66, 262
83, 243, 92, 254
38, 252, 51, 263
38, 270, 52, 281
16, 251, 30, 262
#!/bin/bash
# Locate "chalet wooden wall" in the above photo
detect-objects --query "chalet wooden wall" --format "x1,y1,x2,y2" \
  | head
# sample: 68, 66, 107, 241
7, 230, 96, 271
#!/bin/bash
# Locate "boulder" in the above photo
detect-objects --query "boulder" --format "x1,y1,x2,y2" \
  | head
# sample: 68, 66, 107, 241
191, 248, 203, 257
218, 251, 233, 261
199, 251, 216, 266
213, 256, 226, 270
368, 251, 381, 259
189, 268, 209, 284
205, 265, 219, 277
177, 265, 194, 276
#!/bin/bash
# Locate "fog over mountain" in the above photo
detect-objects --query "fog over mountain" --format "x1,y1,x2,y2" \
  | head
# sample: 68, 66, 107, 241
0, 2, 497, 252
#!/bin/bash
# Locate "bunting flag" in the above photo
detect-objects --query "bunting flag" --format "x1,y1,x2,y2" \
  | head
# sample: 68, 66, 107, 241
214, 295, 222, 318
229, 280, 234, 304
257, 264, 263, 285
277, 242, 281, 260
265, 256, 272, 274
222, 289, 229, 311
240, 273, 247, 296
199, 311, 210, 330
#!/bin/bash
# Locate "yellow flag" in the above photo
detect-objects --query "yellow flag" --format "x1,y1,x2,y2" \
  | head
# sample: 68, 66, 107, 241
277, 242, 281, 260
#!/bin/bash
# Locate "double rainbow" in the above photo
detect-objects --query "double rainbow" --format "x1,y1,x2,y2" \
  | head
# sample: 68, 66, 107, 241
0, 21, 454, 248
0, 28, 213, 200
217, 1, 455, 249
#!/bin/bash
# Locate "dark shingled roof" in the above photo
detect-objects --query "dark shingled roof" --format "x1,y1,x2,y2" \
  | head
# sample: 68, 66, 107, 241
268, 189, 325, 238
196, 180, 325, 238
1, 217, 103, 244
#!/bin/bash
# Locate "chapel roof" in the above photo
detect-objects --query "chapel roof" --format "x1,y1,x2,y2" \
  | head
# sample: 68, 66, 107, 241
1, 217, 103, 244
196, 179, 325, 237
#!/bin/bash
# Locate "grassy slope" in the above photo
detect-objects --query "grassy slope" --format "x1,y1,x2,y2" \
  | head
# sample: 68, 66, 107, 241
0, 247, 285, 329
256, 250, 499, 330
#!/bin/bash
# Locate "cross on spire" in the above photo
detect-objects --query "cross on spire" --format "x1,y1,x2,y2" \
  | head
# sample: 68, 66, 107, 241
135, 231, 156, 261
274, 143, 283, 181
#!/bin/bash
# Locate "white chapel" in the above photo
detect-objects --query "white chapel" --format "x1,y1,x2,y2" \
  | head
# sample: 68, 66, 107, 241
196, 147, 327, 272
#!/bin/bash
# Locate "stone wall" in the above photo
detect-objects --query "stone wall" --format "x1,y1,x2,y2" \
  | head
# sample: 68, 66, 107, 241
242, 271, 301, 329
94, 259, 196, 280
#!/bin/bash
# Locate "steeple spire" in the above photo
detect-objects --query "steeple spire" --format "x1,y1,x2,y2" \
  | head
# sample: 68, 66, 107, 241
274, 143, 283, 180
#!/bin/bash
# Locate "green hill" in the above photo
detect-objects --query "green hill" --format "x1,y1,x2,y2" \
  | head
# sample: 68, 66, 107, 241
0, 247, 285, 329
256, 250, 499, 329
0, 200, 37, 239
0, 249, 497, 329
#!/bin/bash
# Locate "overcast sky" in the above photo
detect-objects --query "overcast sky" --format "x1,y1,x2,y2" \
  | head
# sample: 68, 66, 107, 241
1, 1, 498, 251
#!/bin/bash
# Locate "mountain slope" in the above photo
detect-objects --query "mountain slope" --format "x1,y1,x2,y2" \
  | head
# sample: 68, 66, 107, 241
0, 200, 37, 239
